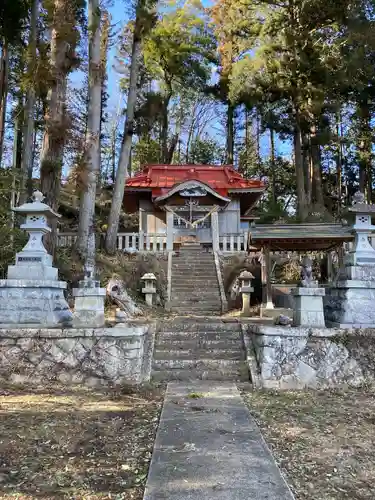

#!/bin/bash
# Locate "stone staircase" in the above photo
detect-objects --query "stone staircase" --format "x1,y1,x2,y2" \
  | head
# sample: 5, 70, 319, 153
152, 318, 249, 382
169, 244, 222, 315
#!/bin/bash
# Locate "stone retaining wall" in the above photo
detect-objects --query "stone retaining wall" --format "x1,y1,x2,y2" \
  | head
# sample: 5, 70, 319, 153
0, 322, 155, 386
244, 324, 369, 390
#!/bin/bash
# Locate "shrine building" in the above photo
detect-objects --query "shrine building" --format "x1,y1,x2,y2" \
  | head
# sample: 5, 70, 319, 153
123, 164, 266, 251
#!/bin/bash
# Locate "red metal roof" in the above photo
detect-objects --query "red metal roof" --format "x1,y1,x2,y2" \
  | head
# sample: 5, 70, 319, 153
125, 164, 265, 197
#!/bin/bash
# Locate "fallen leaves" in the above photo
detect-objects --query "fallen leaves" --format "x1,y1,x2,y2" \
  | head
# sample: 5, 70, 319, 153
0, 383, 164, 499
243, 387, 375, 500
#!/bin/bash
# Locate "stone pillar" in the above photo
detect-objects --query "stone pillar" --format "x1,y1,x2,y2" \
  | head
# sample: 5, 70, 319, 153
264, 246, 274, 309
211, 210, 219, 252
166, 210, 174, 251
292, 287, 326, 327
327, 251, 333, 282
73, 279, 106, 327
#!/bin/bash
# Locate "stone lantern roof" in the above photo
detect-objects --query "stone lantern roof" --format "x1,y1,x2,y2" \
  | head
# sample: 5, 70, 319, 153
13, 190, 61, 218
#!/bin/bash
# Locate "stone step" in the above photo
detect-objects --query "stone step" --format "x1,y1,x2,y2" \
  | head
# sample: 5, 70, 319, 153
157, 335, 242, 345
151, 369, 247, 382
155, 338, 243, 349
153, 349, 244, 360
169, 299, 221, 306
153, 358, 243, 370
178, 248, 209, 253
158, 322, 242, 333
175, 254, 213, 259
172, 284, 219, 290
172, 262, 215, 266
170, 302, 221, 307
170, 309, 222, 315
173, 262, 216, 266
171, 282, 219, 289
172, 274, 217, 279
171, 288, 221, 295
171, 295, 222, 302
172, 270, 217, 276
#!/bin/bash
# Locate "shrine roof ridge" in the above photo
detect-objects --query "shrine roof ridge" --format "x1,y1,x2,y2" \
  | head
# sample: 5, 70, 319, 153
125, 164, 266, 193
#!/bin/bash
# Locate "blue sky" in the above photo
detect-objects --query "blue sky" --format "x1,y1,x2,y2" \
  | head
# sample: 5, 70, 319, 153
70, 0, 293, 163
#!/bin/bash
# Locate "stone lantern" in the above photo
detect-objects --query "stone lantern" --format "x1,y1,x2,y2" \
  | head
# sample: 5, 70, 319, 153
0, 191, 72, 326
239, 270, 254, 316
141, 273, 157, 306
10, 190, 60, 279
325, 192, 375, 327
345, 191, 375, 268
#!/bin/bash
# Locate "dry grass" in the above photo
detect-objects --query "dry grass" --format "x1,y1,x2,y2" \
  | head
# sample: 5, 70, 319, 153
243, 387, 375, 500
0, 383, 165, 499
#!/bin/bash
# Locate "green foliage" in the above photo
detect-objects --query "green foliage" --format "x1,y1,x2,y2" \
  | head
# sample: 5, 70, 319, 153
0, 0, 29, 45
0, 169, 27, 278
189, 136, 224, 165
132, 138, 162, 171
143, 1, 215, 92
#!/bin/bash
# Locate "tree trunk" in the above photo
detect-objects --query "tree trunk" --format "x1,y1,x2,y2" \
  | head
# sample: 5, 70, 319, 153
310, 123, 324, 206
98, 9, 110, 188
226, 102, 234, 164
104, 6, 143, 254
357, 97, 372, 200
21, 0, 39, 202
0, 43, 9, 167
294, 124, 308, 220
161, 86, 172, 163
13, 105, 23, 171
245, 107, 249, 151
40, 0, 74, 254
335, 111, 343, 216
256, 113, 261, 170
303, 133, 312, 205
166, 133, 178, 164
269, 127, 276, 205
185, 103, 198, 163
76, 0, 102, 269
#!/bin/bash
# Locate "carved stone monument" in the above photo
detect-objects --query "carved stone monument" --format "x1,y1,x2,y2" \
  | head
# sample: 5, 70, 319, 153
0, 191, 72, 326
292, 257, 326, 327
325, 192, 375, 327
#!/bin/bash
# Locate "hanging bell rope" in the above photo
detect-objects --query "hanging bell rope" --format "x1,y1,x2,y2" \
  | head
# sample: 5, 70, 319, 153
165, 205, 219, 228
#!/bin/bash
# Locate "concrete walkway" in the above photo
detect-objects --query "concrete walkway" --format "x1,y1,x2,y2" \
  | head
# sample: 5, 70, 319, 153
143, 382, 294, 500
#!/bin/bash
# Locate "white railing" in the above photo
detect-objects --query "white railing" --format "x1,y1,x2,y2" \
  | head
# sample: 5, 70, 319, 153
57, 231, 167, 252
57, 232, 77, 247
116, 232, 139, 251
219, 232, 249, 253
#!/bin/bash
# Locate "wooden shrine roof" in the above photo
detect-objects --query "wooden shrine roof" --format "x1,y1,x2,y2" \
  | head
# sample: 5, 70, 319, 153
248, 223, 354, 251
125, 164, 265, 197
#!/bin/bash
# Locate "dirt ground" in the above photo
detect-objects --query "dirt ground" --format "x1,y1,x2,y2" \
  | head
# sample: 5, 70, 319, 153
0, 383, 165, 499
243, 387, 375, 500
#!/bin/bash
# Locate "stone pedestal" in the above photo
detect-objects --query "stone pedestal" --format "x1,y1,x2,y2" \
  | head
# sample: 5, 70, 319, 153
324, 266, 375, 327
292, 287, 326, 327
142, 286, 156, 306
324, 192, 375, 328
241, 286, 254, 316
0, 280, 72, 326
0, 191, 72, 327
73, 280, 106, 327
